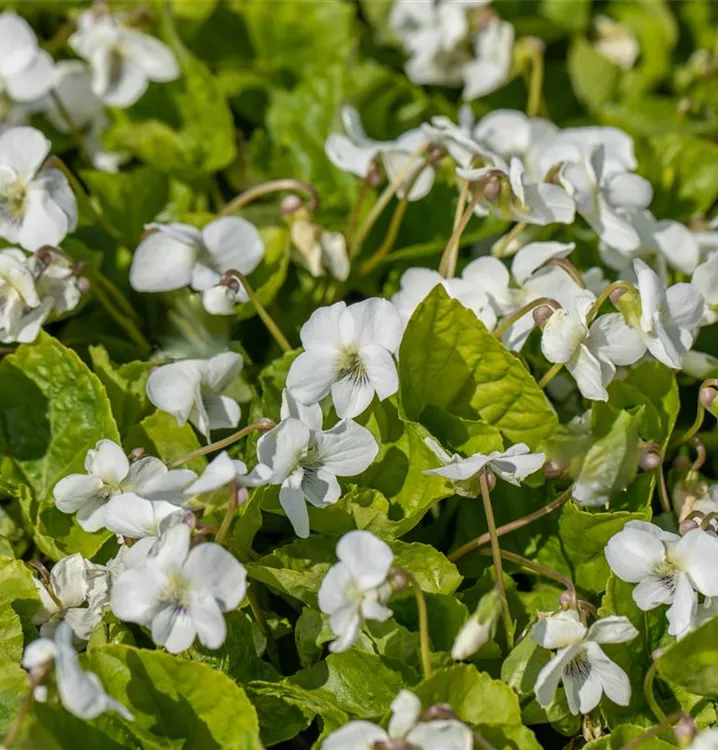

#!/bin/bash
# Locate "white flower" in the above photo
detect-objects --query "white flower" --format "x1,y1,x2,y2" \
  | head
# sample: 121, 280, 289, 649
632, 258, 703, 369
104, 494, 187, 541
424, 439, 545, 490
53, 439, 197, 532
452, 587, 502, 660
558, 145, 653, 252
0, 127, 78, 251
0, 12, 54, 103
22, 622, 134, 721
605, 521, 718, 637
325, 106, 434, 201
686, 729, 718, 750
532, 610, 637, 715
593, 15, 639, 71
69, 9, 179, 108
183, 450, 269, 500
130, 217, 264, 294
286, 298, 402, 419
318, 531, 394, 653
290, 218, 350, 282
691, 252, 718, 326
462, 17, 514, 100
0, 248, 46, 343
201, 283, 245, 316
458, 157, 575, 226
32, 554, 108, 641
541, 291, 644, 401
146, 351, 244, 441
110, 523, 247, 653
32, 249, 83, 318
321, 689, 473, 750
254, 412, 378, 538
391, 266, 496, 331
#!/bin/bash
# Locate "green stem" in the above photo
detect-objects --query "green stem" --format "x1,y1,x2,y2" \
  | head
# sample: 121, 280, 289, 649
438, 190, 484, 278
586, 280, 635, 324
49, 90, 95, 166
643, 660, 667, 724
493, 297, 560, 340
656, 462, 672, 515
449, 486, 572, 563
527, 43, 545, 118
214, 479, 237, 547
219, 179, 319, 217
83, 265, 142, 324
543, 257, 586, 288
345, 175, 371, 248
246, 585, 282, 673
170, 420, 276, 467
479, 469, 514, 649
229, 271, 291, 353
47, 156, 122, 243
350, 143, 430, 257
492, 221, 528, 258
669, 378, 718, 449
538, 362, 563, 390
408, 572, 432, 680
618, 713, 685, 750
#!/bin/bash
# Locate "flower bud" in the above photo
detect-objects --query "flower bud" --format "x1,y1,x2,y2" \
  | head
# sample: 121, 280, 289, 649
128, 447, 146, 462
609, 287, 627, 306
672, 715, 698, 744
420, 703, 456, 721
559, 589, 576, 609
77, 276, 91, 294
366, 159, 383, 188
700, 386, 717, 413
236, 486, 249, 508
679, 518, 700, 535
481, 173, 503, 204
451, 589, 501, 660
638, 451, 661, 471
533, 304, 555, 329
202, 285, 238, 316
543, 459, 564, 479
280, 194, 303, 216
388, 567, 411, 592
484, 471, 496, 491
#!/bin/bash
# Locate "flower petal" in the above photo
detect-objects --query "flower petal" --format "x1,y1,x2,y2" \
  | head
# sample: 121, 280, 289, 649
584, 641, 631, 707
316, 419, 378, 476
185, 541, 247, 611
129, 229, 196, 292
201, 216, 264, 276
336, 530, 393, 591
532, 610, 586, 650
151, 604, 197, 653
534, 643, 582, 709
280, 474, 310, 539
286, 350, 338, 406
586, 616, 638, 644
605, 526, 666, 583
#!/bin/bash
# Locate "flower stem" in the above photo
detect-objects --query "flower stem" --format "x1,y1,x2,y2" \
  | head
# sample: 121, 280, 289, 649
246, 584, 282, 672
407, 571, 432, 680
480, 547, 577, 606
219, 179, 319, 217
538, 362, 563, 390
214, 479, 237, 547
543, 257, 586, 288
49, 90, 95, 166
438, 189, 484, 279
449, 486, 572, 562
170, 420, 276, 467
669, 379, 718, 449
526, 42, 545, 118
643, 660, 667, 724
345, 175, 371, 247
479, 469, 514, 649
228, 271, 291, 353
350, 143, 430, 257
493, 296, 560, 340
586, 280, 635, 324
492, 221, 528, 258
618, 712, 686, 750
46, 156, 122, 243
656, 462, 672, 514
3, 665, 49, 748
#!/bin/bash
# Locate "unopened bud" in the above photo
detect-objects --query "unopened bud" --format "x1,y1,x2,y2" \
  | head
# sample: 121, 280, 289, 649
184, 513, 198, 529
700, 386, 717, 412
673, 715, 698, 744
484, 471, 496, 491
420, 703, 456, 721
280, 194, 303, 216
638, 451, 661, 472
609, 287, 627, 306
559, 589, 576, 609
366, 160, 383, 188
679, 518, 700, 535
35, 245, 55, 267
481, 174, 503, 203
128, 447, 146, 462
236, 486, 249, 508
543, 459, 564, 479
524, 36, 546, 55
427, 144, 446, 164
532, 304, 555, 329
452, 589, 501, 660
388, 567, 411, 592
77, 276, 91, 294
257, 417, 276, 430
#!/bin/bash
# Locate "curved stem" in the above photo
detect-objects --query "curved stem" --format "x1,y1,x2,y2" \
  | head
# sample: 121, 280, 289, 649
228, 271, 291, 353
438, 190, 484, 279
449, 486, 572, 562
214, 479, 237, 547
479, 469, 514, 649
453, 179, 470, 230
668, 379, 718, 449
493, 297, 560, 341
408, 572, 432, 680
586, 280, 635, 324
219, 179, 319, 217
170, 420, 276, 467
492, 221, 528, 259
350, 143, 430, 257
618, 712, 685, 750
246, 584, 282, 672
656, 462, 672, 514
481, 547, 577, 606
690, 437, 707, 473
643, 660, 667, 724
539, 362, 563, 390
50, 90, 94, 166
543, 257, 586, 288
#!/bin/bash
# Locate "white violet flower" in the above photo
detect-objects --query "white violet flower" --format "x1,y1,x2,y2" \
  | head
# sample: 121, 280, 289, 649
0, 11, 54, 104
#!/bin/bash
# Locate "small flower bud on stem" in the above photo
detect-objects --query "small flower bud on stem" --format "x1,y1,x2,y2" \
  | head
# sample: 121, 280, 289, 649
532, 304, 555, 330
493, 297, 561, 340
678, 518, 700, 535
128, 447, 146, 462
543, 459, 564, 479
170, 419, 276, 467
220, 179, 319, 217
420, 703, 456, 721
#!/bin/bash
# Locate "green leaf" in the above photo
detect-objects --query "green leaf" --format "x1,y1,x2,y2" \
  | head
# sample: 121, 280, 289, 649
657, 614, 718, 697
541, 0, 591, 30
81, 167, 169, 248
89, 346, 153, 437
413, 663, 522, 726
286, 649, 404, 718
392, 593, 469, 653
419, 406, 504, 456
399, 287, 558, 450
87, 644, 263, 749
568, 36, 620, 111
584, 724, 675, 749
0, 333, 118, 560
236, 227, 291, 322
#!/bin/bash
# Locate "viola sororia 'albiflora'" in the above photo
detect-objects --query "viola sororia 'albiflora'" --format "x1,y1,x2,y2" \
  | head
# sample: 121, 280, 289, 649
4, 2, 718, 748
